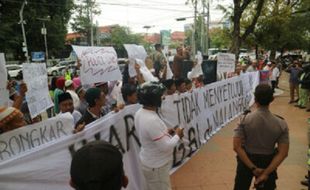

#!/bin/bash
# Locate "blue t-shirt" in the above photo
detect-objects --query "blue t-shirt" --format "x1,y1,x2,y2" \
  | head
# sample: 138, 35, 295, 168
288, 67, 302, 84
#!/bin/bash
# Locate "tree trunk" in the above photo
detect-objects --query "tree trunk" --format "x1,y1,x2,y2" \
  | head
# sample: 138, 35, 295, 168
230, 0, 265, 62
255, 44, 259, 60
270, 50, 276, 60
230, 5, 241, 61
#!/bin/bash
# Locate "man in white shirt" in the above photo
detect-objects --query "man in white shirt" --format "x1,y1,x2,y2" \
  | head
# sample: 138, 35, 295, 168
135, 81, 184, 190
246, 60, 258, 72
65, 80, 80, 109
58, 92, 84, 133
271, 61, 280, 93
263, 62, 272, 71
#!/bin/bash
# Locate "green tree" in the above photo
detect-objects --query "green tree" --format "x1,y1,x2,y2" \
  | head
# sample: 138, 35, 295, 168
254, 0, 310, 59
230, 0, 265, 57
0, 0, 74, 60
101, 25, 144, 57
209, 27, 231, 49
70, 0, 101, 46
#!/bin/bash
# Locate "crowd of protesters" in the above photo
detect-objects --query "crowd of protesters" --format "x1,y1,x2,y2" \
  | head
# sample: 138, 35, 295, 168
0, 44, 308, 189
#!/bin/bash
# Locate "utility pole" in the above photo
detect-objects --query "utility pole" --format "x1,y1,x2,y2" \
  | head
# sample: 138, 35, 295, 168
42, 22, 48, 60
206, 0, 210, 56
96, 20, 100, 45
38, 16, 50, 61
86, 0, 94, 46
19, 0, 29, 62
192, 0, 198, 58
88, 0, 94, 46
201, 0, 206, 54
90, 5, 94, 46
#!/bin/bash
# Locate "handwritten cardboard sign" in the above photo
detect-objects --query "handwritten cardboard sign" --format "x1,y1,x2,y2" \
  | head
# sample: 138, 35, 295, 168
217, 53, 236, 73
0, 53, 9, 106
124, 44, 148, 78
23, 63, 53, 118
72, 46, 122, 85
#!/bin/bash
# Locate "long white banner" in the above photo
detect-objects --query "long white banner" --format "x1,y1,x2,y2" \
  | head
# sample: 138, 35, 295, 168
0, 113, 74, 162
0, 72, 259, 190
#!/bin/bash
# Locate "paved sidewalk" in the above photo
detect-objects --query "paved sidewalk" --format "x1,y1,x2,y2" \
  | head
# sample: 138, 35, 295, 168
171, 73, 308, 190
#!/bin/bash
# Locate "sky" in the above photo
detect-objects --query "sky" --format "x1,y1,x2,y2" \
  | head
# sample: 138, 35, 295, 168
91, 0, 233, 34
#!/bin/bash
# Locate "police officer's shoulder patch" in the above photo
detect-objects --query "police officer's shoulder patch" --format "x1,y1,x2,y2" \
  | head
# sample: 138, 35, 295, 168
274, 114, 285, 120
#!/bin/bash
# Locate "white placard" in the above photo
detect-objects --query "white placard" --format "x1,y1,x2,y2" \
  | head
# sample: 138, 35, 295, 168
135, 59, 158, 82
188, 51, 203, 79
23, 63, 53, 118
124, 44, 148, 77
217, 53, 236, 73
72, 45, 122, 85
163, 53, 173, 79
0, 53, 9, 106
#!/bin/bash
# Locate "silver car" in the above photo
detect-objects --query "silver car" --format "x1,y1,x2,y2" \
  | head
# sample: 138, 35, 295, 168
6, 64, 23, 78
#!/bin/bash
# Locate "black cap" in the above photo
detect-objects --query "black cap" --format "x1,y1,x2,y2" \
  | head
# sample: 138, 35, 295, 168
162, 79, 175, 89
137, 81, 166, 107
58, 92, 72, 104
155, 43, 162, 50
70, 141, 123, 190
175, 78, 186, 87
85, 88, 101, 107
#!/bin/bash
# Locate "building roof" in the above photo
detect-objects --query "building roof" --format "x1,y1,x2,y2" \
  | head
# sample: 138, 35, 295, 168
66, 26, 185, 44
144, 33, 161, 44
143, 31, 185, 44
66, 32, 82, 41
171, 31, 185, 41
66, 25, 119, 41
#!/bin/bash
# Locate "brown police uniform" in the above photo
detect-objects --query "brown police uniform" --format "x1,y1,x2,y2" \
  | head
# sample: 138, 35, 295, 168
233, 107, 289, 190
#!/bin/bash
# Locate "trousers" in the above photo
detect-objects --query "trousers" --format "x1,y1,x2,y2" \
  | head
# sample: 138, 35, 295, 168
142, 161, 172, 190
234, 153, 277, 190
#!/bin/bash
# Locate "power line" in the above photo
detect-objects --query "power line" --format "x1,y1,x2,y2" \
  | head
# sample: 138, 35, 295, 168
97, 2, 192, 12
2, 0, 193, 12
102, 0, 189, 7
2, 0, 65, 7
98, 11, 191, 26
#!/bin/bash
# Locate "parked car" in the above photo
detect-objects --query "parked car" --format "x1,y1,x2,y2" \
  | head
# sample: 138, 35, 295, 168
279, 54, 302, 69
117, 58, 128, 74
47, 60, 76, 76
6, 64, 22, 78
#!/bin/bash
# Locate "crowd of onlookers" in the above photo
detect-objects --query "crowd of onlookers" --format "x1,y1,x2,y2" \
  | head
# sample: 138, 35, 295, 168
1, 44, 309, 189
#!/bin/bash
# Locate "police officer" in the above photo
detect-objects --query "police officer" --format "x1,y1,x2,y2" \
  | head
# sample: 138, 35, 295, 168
233, 84, 289, 190
151, 44, 167, 79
